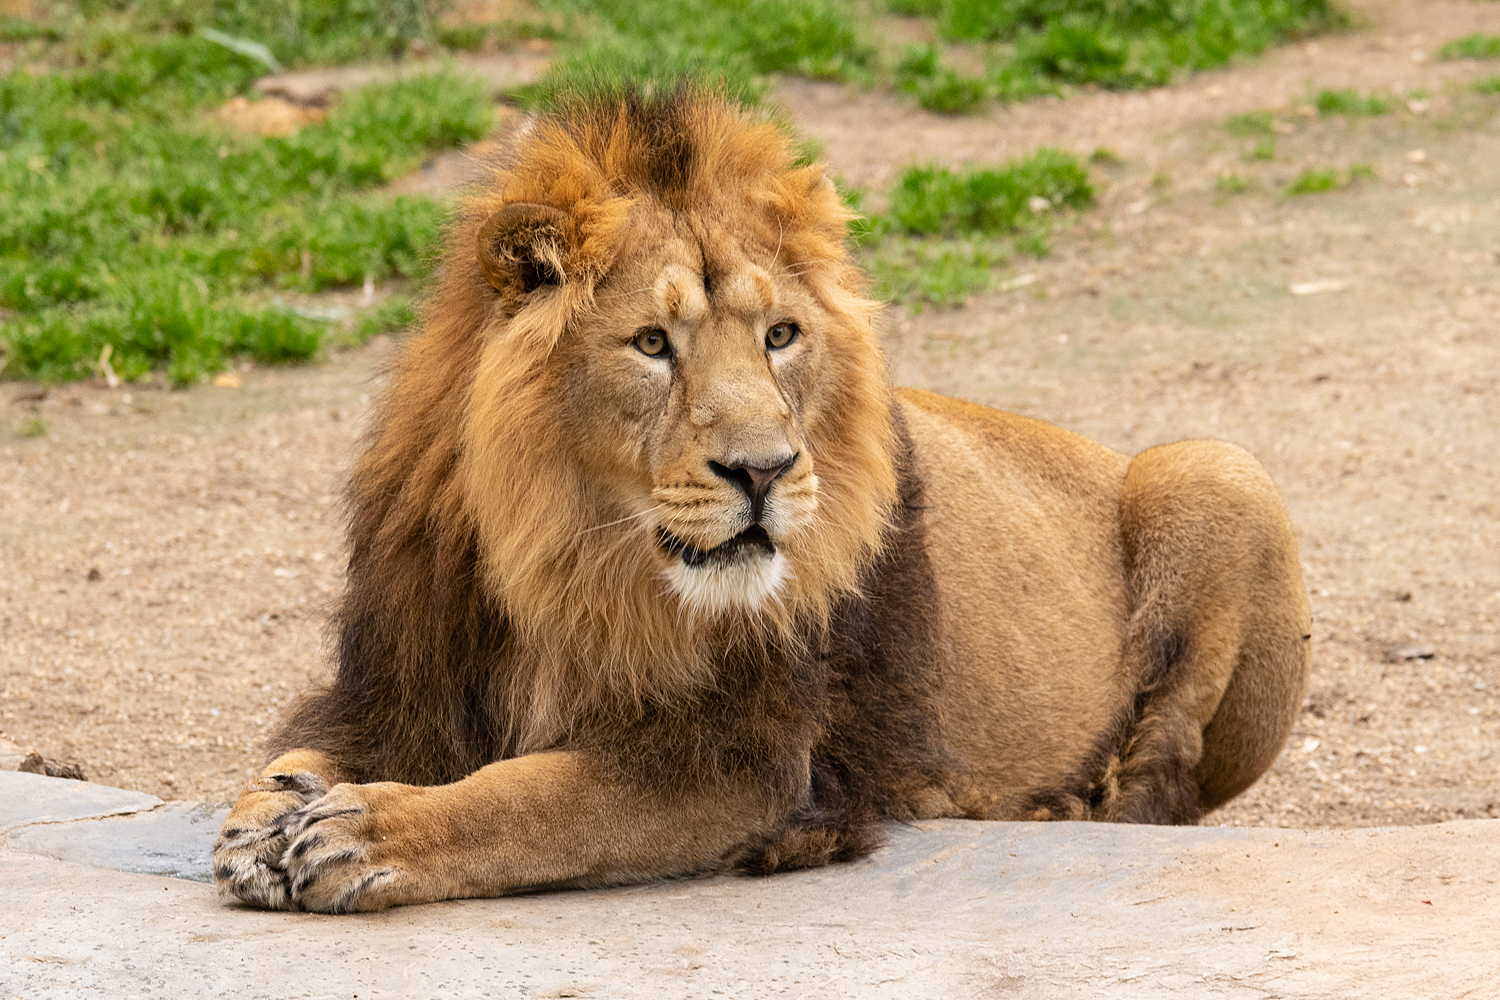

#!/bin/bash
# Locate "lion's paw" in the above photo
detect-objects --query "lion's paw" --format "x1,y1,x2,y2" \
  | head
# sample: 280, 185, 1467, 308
213, 771, 328, 910
282, 784, 406, 914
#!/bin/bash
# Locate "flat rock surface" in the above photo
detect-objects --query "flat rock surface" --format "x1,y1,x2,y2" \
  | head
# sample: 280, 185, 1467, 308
2, 809, 1496, 998
0, 771, 160, 831
6, 800, 228, 882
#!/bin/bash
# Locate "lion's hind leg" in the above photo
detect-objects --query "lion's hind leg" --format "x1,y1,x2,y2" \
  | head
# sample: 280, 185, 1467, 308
1098, 440, 1311, 823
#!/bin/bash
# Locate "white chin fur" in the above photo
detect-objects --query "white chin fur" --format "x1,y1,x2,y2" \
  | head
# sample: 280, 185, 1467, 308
663, 551, 788, 616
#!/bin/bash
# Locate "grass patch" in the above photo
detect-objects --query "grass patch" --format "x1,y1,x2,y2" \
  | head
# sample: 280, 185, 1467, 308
437, 20, 565, 52
1246, 138, 1277, 161
521, 0, 876, 105
139, 0, 444, 67
1, 14, 488, 384
1475, 77, 1500, 95
886, 0, 943, 14
1215, 173, 1250, 197
866, 239, 1002, 308
20, 415, 48, 438
1314, 89, 1392, 116
895, 46, 985, 114
351, 294, 417, 343
894, 44, 1059, 114
1286, 168, 1338, 194
888, 150, 1093, 235
1286, 164, 1373, 195
1438, 33, 1500, 61
2, 14, 59, 43
930, 0, 1344, 91
1226, 111, 1275, 136
853, 150, 1093, 307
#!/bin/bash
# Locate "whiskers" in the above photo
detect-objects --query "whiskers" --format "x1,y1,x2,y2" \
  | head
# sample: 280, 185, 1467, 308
781, 257, 837, 278
594, 284, 658, 301
581, 504, 664, 535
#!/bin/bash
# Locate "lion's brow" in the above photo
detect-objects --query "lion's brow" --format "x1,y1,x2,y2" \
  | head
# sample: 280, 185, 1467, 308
717, 267, 776, 316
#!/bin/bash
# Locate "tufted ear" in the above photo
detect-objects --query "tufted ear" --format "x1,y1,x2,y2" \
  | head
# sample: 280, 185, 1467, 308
476, 203, 571, 293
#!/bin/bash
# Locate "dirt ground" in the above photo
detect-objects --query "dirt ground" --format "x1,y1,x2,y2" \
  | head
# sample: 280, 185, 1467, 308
2, 0, 1497, 828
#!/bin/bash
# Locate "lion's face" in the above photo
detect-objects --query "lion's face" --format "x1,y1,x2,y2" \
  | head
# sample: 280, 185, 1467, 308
454, 94, 899, 661
556, 204, 832, 614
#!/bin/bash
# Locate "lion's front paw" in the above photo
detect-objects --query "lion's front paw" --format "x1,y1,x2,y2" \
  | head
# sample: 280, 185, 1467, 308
214, 771, 328, 910
282, 783, 408, 914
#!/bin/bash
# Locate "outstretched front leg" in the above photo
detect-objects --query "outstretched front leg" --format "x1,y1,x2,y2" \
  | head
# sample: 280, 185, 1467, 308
219, 750, 789, 913
213, 749, 340, 909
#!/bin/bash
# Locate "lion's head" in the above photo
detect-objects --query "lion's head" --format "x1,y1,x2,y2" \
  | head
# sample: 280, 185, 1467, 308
347, 88, 899, 749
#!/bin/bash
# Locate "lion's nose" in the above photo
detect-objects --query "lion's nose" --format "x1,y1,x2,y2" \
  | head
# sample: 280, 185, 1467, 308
708, 454, 796, 523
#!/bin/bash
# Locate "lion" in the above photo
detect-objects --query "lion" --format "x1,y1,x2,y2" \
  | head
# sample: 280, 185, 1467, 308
213, 87, 1311, 913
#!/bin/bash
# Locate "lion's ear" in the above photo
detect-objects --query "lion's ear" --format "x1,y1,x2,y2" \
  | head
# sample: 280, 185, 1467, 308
476, 203, 571, 293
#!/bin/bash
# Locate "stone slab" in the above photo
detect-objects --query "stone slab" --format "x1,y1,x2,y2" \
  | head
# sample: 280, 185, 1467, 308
0, 771, 161, 831
2, 818, 1497, 998
5, 801, 228, 882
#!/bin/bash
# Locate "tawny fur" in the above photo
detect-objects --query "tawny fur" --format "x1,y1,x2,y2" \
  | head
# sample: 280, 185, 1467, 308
214, 87, 1311, 914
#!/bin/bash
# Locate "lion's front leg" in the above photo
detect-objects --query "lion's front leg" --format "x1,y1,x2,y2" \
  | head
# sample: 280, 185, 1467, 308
279, 750, 783, 913
214, 749, 339, 910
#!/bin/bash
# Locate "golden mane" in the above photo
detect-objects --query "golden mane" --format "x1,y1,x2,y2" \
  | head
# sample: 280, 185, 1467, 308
289, 88, 900, 768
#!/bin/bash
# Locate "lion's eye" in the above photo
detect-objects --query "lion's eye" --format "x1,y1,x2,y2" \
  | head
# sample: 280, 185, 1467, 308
766, 322, 798, 350
634, 328, 670, 358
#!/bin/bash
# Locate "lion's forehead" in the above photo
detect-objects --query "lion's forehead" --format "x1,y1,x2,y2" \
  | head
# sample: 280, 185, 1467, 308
653, 263, 777, 324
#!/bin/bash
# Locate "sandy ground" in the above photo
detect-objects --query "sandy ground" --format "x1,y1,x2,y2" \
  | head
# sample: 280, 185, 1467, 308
2, 0, 1497, 828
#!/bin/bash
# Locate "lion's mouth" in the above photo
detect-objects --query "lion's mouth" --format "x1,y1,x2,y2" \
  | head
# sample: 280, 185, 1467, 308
656, 524, 776, 568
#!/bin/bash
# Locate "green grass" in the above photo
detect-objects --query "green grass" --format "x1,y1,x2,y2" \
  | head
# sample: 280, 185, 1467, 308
1, 14, 59, 43
1246, 138, 1277, 161
351, 294, 417, 343
520, 0, 876, 105
1225, 111, 1275, 136
866, 239, 1001, 307
437, 20, 564, 51
128, 0, 442, 67
1286, 168, 1338, 194
888, 150, 1093, 235
886, 0, 943, 14
1438, 33, 1500, 61
1314, 89, 1392, 116
1215, 173, 1250, 196
1286, 164, 1373, 195
1475, 77, 1500, 94
881, 0, 1343, 114
853, 150, 1094, 307
894, 44, 1058, 114
929, 0, 1344, 93
0, 15, 489, 385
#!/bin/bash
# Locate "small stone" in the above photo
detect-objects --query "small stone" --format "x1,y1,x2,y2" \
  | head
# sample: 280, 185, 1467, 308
1382, 643, 1436, 663
1290, 280, 1349, 296
16, 752, 86, 781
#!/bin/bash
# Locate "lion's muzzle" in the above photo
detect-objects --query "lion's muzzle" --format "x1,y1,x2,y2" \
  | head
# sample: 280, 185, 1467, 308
707, 454, 796, 524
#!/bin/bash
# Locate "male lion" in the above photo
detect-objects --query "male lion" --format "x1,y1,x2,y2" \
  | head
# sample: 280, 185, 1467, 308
214, 88, 1310, 913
